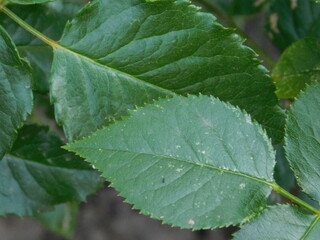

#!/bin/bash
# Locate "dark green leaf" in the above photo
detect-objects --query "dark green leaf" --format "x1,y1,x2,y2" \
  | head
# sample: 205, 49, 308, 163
196, 0, 268, 16
273, 37, 320, 99
66, 95, 275, 229
285, 82, 320, 201
273, 144, 295, 191
35, 203, 79, 239
266, 0, 320, 51
234, 205, 320, 240
51, 0, 285, 143
0, 0, 88, 92
0, 125, 102, 216
0, 26, 33, 159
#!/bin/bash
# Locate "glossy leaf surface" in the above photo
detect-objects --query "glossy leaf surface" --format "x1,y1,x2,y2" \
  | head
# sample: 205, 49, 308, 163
66, 95, 275, 229
234, 205, 320, 240
0, 26, 32, 158
0, 125, 102, 216
51, 0, 285, 142
273, 38, 320, 99
285, 82, 320, 201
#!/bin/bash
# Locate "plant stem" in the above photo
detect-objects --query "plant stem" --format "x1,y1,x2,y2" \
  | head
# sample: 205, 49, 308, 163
272, 183, 320, 216
0, 6, 59, 48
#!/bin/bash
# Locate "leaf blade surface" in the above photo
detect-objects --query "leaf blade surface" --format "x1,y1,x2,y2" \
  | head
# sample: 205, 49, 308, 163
51, 0, 285, 142
66, 95, 275, 229
234, 205, 320, 240
285, 82, 320, 201
273, 37, 320, 99
0, 26, 33, 158
0, 125, 102, 216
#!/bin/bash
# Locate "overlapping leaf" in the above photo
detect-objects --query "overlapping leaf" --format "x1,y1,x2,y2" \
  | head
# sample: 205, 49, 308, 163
66, 95, 275, 229
0, 0, 87, 92
51, 0, 285, 142
234, 205, 320, 240
0, 26, 33, 159
0, 125, 102, 216
266, 0, 320, 51
273, 37, 320, 99
285, 82, 320, 201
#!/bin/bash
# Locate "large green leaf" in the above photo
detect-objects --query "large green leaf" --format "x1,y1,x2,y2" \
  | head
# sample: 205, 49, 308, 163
0, 0, 87, 92
0, 125, 102, 216
266, 0, 320, 52
273, 37, 320, 99
285, 82, 320, 201
0, 26, 33, 159
51, 0, 285, 142
66, 95, 275, 229
234, 205, 320, 240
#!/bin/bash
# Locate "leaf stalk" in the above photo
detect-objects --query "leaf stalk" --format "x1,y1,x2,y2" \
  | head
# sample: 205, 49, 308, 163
272, 183, 320, 216
0, 6, 59, 48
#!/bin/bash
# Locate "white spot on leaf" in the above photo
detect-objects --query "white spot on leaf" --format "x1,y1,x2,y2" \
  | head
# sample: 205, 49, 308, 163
188, 219, 195, 225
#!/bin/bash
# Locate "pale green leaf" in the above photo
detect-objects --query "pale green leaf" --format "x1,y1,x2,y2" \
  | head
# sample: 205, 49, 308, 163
234, 205, 320, 240
273, 37, 320, 99
51, 0, 285, 143
266, 0, 320, 51
66, 95, 275, 229
0, 26, 33, 159
0, 125, 102, 216
285, 82, 320, 201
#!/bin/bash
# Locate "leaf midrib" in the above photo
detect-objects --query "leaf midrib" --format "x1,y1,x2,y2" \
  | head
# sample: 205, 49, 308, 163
54, 43, 176, 96
300, 216, 320, 240
5, 154, 93, 171
69, 146, 273, 186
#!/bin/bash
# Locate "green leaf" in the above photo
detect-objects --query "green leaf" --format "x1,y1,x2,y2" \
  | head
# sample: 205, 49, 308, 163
0, 26, 33, 159
273, 144, 295, 191
285, 82, 320, 201
66, 95, 275, 229
234, 205, 320, 240
266, 0, 320, 51
5, 0, 53, 5
0, 0, 88, 92
0, 125, 103, 216
51, 0, 285, 143
273, 37, 320, 99
35, 203, 79, 239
